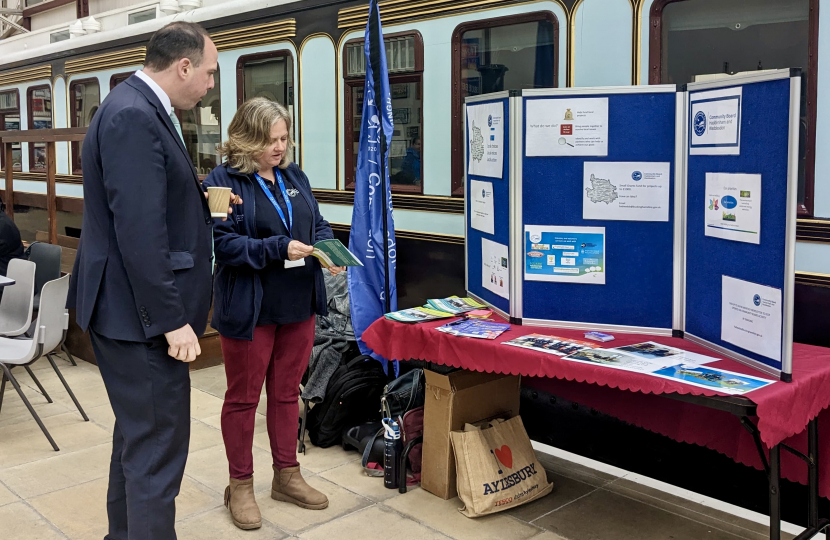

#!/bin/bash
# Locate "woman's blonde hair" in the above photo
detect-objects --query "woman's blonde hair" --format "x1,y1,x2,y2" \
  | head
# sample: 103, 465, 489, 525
220, 97, 295, 173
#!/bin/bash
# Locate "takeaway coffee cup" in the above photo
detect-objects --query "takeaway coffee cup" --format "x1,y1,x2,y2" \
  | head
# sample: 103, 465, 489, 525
207, 186, 232, 218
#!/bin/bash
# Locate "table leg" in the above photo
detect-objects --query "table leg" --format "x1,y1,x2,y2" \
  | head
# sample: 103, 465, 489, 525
770, 444, 781, 540
808, 418, 819, 529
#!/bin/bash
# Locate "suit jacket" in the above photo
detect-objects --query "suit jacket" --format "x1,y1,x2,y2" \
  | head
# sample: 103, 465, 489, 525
67, 74, 213, 342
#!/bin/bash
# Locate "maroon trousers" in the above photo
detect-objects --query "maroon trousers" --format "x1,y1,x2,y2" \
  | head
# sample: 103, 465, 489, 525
220, 316, 315, 479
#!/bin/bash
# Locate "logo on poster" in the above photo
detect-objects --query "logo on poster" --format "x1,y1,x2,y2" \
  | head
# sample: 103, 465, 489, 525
488, 115, 492, 127
694, 111, 707, 136
530, 233, 541, 243
721, 195, 737, 209
482, 189, 487, 198
631, 171, 642, 181
753, 294, 761, 306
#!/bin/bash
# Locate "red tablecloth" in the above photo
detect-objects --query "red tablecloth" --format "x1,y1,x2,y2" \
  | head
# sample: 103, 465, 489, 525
363, 316, 830, 496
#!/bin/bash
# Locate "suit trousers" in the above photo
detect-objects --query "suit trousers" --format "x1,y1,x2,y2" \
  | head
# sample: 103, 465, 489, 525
220, 316, 315, 479
90, 329, 191, 540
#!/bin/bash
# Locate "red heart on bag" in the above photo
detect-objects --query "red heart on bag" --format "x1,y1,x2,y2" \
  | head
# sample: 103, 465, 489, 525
494, 445, 513, 469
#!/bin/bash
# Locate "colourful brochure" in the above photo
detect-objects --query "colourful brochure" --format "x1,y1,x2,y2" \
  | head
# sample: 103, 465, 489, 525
385, 306, 455, 323
436, 319, 510, 340
427, 296, 485, 314
502, 333, 597, 356
649, 364, 775, 395
311, 239, 364, 268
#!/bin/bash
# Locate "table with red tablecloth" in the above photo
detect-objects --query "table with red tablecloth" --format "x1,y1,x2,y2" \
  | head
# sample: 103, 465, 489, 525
362, 316, 830, 511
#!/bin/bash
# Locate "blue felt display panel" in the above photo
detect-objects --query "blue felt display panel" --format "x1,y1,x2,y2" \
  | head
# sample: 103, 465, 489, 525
521, 92, 676, 329
466, 97, 510, 314
685, 78, 791, 370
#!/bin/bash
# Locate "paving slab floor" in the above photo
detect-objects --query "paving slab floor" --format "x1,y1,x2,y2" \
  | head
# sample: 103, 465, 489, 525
0, 358, 793, 540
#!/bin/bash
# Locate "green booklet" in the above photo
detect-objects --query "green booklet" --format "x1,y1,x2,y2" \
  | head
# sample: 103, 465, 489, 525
311, 239, 364, 268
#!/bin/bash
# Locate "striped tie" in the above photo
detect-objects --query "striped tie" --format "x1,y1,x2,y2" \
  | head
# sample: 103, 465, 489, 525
169, 111, 184, 144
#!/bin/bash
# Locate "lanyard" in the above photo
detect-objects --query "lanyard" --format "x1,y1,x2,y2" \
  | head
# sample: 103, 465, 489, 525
254, 169, 293, 238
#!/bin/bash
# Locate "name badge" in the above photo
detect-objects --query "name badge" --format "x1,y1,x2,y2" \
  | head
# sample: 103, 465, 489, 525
285, 258, 306, 269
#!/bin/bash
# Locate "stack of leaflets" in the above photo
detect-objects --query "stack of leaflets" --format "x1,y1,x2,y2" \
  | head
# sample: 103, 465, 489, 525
385, 306, 457, 323
427, 296, 485, 314
385, 296, 487, 324
502, 334, 598, 356
436, 319, 510, 340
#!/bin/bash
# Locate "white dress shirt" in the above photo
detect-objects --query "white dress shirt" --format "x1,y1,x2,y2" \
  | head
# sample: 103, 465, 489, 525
135, 70, 173, 114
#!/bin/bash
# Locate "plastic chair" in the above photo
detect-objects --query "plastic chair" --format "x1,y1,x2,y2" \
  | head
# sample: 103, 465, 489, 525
0, 275, 88, 451
27, 243, 76, 366
0, 259, 35, 337
29, 242, 61, 310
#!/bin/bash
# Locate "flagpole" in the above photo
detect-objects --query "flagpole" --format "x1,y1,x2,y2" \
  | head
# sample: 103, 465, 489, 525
368, 0, 391, 314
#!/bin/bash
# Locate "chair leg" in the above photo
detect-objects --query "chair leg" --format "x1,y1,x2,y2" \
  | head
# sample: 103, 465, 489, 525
0, 370, 6, 414
61, 345, 77, 367
23, 365, 53, 403
297, 398, 309, 455
46, 354, 88, 422
0, 363, 59, 451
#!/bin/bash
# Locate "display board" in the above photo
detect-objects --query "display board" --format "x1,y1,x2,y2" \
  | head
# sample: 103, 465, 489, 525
464, 92, 512, 315
684, 69, 800, 380
515, 86, 679, 333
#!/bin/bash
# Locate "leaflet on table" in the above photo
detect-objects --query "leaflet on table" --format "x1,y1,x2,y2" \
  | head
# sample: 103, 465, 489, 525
721, 276, 783, 363
690, 86, 742, 156
705, 173, 761, 244
385, 306, 456, 323
563, 348, 678, 374
311, 239, 364, 268
502, 334, 598, 357
482, 238, 509, 300
436, 319, 511, 340
467, 101, 504, 179
650, 364, 775, 395
470, 180, 495, 234
525, 225, 606, 284
427, 296, 486, 314
525, 97, 609, 157
583, 162, 671, 222
613, 341, 718, 366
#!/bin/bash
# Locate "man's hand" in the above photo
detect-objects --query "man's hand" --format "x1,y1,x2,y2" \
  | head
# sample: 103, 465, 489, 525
287, 240, 314, 261
328, 266, 346, 276
164, 324, 201, 362
204, 191, 243, 221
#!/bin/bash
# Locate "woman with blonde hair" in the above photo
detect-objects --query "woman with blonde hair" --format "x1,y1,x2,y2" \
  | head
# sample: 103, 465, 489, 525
203, 97, 343, 530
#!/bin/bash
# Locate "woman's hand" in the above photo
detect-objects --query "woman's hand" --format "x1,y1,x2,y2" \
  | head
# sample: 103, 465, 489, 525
328, 266, 346, 276
287, 240, 314, 260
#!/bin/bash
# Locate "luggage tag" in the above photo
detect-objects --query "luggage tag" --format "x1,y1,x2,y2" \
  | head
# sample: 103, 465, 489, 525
285, 258, 305, 269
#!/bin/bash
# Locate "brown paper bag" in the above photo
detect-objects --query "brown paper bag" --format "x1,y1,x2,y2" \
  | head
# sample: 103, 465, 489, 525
450, 416, 553, 518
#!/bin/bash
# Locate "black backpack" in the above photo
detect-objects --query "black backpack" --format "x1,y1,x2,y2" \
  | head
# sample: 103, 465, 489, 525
305, 354, 389, 448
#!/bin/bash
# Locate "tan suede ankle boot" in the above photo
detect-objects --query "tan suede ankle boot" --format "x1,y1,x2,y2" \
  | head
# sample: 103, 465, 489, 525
271, 465, 329, 510
224, 476, 262, 530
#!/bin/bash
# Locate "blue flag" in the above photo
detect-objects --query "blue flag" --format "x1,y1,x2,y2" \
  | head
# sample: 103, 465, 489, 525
348, 0, 398, 375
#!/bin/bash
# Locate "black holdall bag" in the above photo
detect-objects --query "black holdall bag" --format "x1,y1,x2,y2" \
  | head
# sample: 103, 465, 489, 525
305, 354, 389, 448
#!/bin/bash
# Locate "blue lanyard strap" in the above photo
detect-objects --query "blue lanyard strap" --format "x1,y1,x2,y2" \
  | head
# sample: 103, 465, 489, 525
254, 169, 293, 238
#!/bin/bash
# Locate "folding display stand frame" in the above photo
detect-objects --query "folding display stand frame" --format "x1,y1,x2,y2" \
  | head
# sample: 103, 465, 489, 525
462, 70, 828, 540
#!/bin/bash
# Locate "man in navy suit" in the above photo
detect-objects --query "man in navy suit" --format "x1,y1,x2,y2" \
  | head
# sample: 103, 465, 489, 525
68, 22, 224, 539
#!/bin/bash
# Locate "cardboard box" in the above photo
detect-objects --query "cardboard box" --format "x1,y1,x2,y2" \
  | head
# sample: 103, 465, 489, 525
421, 369, 521, 500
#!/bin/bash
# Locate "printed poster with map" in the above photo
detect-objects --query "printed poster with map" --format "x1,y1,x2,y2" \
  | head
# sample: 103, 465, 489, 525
466, 101, 504, 179
583, 162, 671, 222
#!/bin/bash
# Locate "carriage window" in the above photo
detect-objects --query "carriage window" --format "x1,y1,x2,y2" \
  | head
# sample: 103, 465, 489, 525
176, 70, 221, 177
343, 32, 424, 193
27, 86, 52, 172
0, 90, 21, 172
69, 79, 100, 175
656, 0, 815, 215
238, 52, 295, 143
451, 13, 558, 196
110, 71, 134, 90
